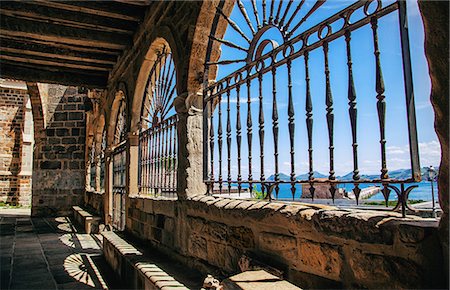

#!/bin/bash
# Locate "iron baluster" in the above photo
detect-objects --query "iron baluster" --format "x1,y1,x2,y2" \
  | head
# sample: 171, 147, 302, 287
345, 29, 361, 204
218, 93, 223, 194
371, 17, 389, 180
226, 87, 232, 194
173, 118, 178, 192
287, 57, 296, 199
304, 51, 315, 199
271, 58, 280, 199
168, 118, 173, 195
246, 72, 253, 195
258, 67, 265, 198
236, 82, 242, 195
323, 41, 335, 183
209, 97, 215, 192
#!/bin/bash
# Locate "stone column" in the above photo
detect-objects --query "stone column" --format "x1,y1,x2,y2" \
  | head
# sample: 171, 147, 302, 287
174, 92, 207, 199
104, 149, 113, 225
418, 1, 449, 287
126, 132, 140, 196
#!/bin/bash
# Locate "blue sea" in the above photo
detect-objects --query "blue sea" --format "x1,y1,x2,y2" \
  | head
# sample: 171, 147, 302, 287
247, 181, 438, 201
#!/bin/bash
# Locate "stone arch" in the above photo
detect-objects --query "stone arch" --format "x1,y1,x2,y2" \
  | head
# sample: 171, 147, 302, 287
185, 0, 235, 109
107, 82, 129, 147
131, 33, 179, 133
25, 82, 45, 143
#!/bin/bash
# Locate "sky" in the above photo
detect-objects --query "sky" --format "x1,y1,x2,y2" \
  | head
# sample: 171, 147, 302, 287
208, 0, 440, 180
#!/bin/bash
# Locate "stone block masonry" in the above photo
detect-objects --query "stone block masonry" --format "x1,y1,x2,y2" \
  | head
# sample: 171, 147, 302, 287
126, 195, 446, 289
31, 85, 86, 216
0, 86, 32, 206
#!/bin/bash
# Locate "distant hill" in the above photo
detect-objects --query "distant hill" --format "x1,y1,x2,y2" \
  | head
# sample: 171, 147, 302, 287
267, 173, 291, 181
266, 166, 439, 182
296, 171, 327, 180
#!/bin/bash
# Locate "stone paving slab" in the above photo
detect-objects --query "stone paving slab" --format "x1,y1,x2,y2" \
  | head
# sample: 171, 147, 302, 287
0, 208, 120, 290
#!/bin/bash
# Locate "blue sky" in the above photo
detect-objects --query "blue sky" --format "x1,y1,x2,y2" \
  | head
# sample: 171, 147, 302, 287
209, 0, 440, 179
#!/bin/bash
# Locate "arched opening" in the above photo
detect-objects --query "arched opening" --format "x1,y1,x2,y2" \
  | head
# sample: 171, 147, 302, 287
109, 89, 128, 230
0, 79, 35, 208
202, 0, 439, 215
137, 40, 178, 198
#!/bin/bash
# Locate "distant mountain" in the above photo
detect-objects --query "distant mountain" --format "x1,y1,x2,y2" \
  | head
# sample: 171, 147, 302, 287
267, 173, 291, 181
266, 166, 439, 183
296, 171, 327, 180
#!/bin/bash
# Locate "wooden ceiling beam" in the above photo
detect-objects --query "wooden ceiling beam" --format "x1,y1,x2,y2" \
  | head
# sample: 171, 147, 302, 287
0, 52, 112, 72
1, 35, 122, 56
1, 14, 130, 50
0, 2, 138, 35
0, 61, 108, 88
32, 0, 144, 22
1, 37, 117, 65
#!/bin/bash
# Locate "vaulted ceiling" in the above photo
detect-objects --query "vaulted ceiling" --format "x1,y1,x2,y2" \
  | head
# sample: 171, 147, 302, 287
0, 1, 152, 88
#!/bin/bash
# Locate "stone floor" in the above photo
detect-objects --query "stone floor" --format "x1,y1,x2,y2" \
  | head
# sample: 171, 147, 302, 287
0, 208, 121, 290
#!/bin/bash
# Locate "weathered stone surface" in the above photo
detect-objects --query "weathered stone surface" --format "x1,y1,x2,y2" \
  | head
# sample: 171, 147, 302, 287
348, 249, 421, 289
188, 234, 207, 260
296, 239, 342, 281
259, 232, 297, 261
312, 210, 394, 244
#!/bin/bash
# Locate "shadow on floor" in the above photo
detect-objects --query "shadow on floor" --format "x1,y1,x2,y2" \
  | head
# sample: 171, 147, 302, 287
0, 208, 123, 290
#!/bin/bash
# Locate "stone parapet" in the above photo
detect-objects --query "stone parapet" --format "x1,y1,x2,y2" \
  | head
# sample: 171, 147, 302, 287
126, 195, 445, 289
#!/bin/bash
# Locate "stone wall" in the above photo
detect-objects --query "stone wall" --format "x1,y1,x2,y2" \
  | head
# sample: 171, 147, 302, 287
126, 195, 445, 289
30, 85, 87, 216
0, 85, 32, 206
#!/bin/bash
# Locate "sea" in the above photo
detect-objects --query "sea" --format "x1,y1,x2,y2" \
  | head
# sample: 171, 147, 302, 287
248, 181, 438, 201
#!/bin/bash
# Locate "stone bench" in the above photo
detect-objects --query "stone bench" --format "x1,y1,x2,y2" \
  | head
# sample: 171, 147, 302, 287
102, 231, 190, 290
72, 206, 102, 234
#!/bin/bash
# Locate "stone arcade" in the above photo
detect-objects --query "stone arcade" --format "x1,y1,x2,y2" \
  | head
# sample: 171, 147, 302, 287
0, 1, 448, 289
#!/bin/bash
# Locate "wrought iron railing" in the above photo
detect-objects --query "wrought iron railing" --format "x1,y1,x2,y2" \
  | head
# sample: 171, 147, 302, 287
203, 0, 420, 216
139, 115, 178, 198
112, 142, 126, 230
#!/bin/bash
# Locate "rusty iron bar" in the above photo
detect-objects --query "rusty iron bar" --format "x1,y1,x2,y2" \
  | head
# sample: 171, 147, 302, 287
218, 92, 223, 194
371, 16, 389, 180
271, 56, 280, 199
226, 88, 232, 194
287, 57, 295, 199
236, 82, 242, 195
304, 51, 314, 199
246, 73, 253, 195
258, 68, 265, 198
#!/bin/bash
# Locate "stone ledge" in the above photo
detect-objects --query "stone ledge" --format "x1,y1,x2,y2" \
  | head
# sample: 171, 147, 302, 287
185, 196, 439, 245
102, 231, 189, 290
